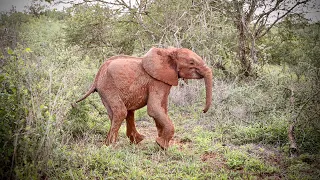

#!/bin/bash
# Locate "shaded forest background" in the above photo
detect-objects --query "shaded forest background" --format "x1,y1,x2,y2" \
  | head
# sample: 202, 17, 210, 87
1, 0, 320, 179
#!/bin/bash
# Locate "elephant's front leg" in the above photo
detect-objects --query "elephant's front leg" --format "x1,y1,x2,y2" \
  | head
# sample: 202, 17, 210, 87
126, 110, 145, 144
147, 83, 174, 149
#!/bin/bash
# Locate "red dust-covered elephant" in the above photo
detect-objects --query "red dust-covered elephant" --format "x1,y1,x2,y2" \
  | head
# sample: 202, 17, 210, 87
73, 47, 213, 149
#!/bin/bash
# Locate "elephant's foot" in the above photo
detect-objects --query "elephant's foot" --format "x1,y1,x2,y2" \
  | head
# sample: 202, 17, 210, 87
104, 139, 113, 146
156, 137, 170, 150
104, 139, 112, 146
104, 133, 117, 146
128, 133, 145, 144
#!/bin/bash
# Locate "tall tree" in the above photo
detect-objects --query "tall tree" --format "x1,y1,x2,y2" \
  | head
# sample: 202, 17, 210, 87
53, 0, 318, 76
210, 0, 315, 76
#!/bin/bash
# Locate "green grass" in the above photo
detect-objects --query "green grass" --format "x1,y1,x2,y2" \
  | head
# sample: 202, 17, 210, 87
2, 5, 320, 179
42, 64, 318, 179
5, 46, 320, 180
24, 118, 293, 180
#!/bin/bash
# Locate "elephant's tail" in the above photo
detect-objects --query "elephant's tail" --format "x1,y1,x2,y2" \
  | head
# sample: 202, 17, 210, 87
72, 84, 96, 108
72, 60, 108, 108
76, 85, 96, 103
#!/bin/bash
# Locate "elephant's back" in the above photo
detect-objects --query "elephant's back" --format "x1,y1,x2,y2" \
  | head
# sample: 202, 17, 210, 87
102, 57, 152, 110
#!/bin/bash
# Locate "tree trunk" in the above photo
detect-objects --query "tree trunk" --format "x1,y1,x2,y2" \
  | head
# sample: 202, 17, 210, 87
234, 1, 252, 77
251, 36, 258, 64
288, 123, 298, 157
288, 89, 298, 157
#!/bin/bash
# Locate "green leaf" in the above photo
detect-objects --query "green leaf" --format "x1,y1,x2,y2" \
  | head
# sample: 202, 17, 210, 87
25, 48, 32, 53
7, 48, 14, 55
40, 104, 46, 110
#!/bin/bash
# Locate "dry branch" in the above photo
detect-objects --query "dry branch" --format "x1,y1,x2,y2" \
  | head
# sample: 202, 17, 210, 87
288, 90, 320, 157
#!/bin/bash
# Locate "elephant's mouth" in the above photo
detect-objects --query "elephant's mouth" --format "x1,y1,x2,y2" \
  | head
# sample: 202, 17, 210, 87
178, 70, 203, 79
196, 69, 205, 78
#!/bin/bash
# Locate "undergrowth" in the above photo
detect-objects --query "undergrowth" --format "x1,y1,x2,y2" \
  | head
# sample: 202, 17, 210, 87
45, 64, 318, 179
1, 17, 319, 179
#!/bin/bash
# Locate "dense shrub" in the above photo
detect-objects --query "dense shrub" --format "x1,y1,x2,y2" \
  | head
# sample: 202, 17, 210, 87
1, 2, 319, 179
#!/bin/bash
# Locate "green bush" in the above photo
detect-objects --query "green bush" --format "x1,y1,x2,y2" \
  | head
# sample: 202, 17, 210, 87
1, 3, 320, 179
65, 102, 91, 138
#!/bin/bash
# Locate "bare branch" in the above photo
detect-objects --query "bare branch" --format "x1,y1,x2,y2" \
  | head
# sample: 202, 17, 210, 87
253, 0, 284, 31
246, 0, 257, 24
257, 0, 311, 38
288, 89, 319, 157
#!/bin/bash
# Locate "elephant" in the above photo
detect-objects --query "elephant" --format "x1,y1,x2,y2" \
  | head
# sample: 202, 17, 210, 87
73, 47, 212, 149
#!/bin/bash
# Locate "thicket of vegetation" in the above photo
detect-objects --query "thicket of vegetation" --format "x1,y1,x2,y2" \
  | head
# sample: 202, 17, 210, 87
1, 0, 319, 179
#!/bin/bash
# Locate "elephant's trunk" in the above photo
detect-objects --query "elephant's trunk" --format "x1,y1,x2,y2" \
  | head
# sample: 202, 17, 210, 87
200, 66, 212, 113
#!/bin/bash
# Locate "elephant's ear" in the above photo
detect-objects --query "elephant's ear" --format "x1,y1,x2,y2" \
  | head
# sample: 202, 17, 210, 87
142, 47, 178, 86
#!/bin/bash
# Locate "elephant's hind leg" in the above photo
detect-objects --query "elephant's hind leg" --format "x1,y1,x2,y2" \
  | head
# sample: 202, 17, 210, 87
126, 110, 145, 144
99, 90, 127, 146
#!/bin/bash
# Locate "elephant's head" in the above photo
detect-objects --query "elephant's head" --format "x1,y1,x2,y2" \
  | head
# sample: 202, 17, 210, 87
142, 47, 213, 113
